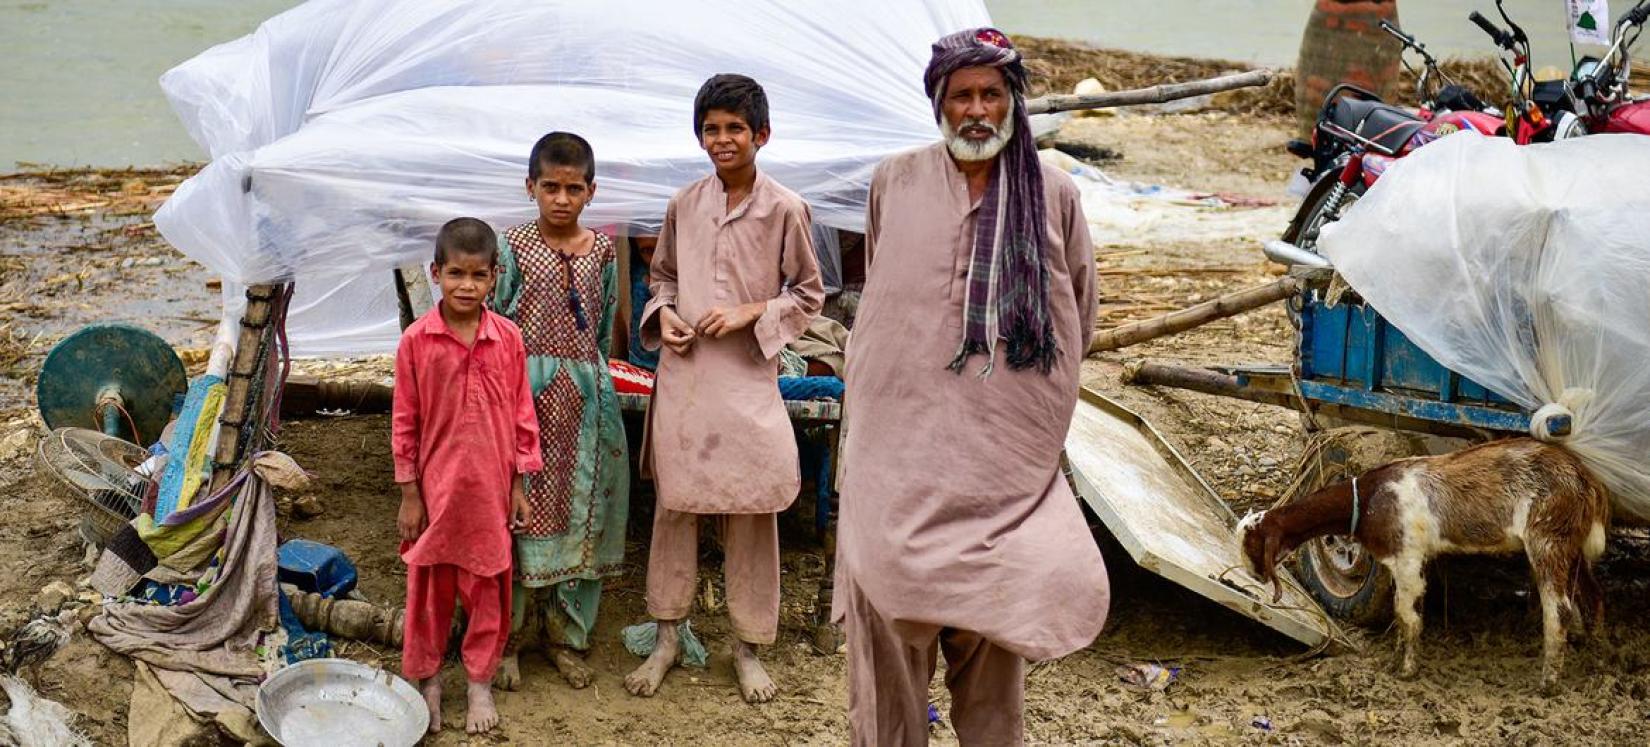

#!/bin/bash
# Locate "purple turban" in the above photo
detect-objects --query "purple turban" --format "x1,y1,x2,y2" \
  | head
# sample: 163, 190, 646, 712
924, 27, 1055, 376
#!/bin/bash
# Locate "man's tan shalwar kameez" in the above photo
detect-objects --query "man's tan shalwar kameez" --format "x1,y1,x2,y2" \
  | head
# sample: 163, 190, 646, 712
641, 171, 823, 644
835, 142, 1110, 745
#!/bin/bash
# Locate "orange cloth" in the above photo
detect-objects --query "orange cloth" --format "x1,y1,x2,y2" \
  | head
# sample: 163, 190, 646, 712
402, 563, 510, 683
392, 305, 542, 576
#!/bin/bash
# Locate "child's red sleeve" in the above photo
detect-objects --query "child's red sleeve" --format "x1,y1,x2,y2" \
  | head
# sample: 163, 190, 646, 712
509, 339, 543, 475
391, 333, 421, 484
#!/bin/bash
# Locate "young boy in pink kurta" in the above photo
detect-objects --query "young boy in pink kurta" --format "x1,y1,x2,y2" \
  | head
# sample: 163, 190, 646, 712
392, 218, 541, 735
625, 74, 824, 704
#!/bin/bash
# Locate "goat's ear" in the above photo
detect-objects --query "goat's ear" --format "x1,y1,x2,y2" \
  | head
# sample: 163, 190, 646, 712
1263, 534, 1284, 603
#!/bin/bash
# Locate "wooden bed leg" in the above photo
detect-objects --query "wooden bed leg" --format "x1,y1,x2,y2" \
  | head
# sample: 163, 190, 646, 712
810, 423, 844, 655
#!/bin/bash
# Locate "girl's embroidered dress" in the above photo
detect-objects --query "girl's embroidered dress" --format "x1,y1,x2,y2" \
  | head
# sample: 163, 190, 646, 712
492, 224, 629, 650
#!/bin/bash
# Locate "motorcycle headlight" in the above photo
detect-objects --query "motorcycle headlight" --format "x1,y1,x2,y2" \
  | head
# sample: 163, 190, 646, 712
1553, 111, 1588, 139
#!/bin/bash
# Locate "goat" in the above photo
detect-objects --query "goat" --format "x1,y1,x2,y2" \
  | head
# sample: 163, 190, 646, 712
1235, 437, 1610, 692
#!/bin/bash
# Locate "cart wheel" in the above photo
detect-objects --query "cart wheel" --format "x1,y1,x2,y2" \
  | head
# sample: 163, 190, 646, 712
1294, 533, 1393, 626
1284, 427, 1423, 627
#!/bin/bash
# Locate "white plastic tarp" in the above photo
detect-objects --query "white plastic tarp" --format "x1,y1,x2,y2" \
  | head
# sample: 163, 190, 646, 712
1319, 133, 1650, 519
154, 0, 990, 356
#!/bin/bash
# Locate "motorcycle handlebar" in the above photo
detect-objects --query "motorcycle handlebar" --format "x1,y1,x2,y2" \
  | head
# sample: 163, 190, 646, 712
1469, 11, 1512, 49
1629, 0, 1650, 27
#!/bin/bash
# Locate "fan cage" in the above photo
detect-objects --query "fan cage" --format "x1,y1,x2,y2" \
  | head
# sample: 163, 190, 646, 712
35, 428, 151, 546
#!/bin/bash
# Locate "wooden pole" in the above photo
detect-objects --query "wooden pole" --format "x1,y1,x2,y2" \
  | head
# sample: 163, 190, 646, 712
283, 585, 406, 646
1124, 361, 1300, 407
209, 283, 278, 493
280, 375, 394, 417
1026, 69, 1275, 116
1088, 276, 1302, 355
1124, 361, 1486, 439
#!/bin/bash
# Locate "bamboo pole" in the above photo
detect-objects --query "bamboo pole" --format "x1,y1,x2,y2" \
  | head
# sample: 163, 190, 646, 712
209, 283, 278, 493
1025, 69, 1275, 116
1088, 276, 1303, 355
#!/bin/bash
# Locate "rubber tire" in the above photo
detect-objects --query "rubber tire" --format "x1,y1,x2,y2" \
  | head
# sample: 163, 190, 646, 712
1293, 536, 1395, 627
1284, 427, 1414, 627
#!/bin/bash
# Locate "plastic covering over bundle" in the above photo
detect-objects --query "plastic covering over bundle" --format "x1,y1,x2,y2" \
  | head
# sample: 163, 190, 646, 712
1319, 134, 1650, 520
153, 0, 989, 355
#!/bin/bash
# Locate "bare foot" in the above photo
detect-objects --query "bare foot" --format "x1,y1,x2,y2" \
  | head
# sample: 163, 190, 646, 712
550, 646, 594, 689
624, 621, 680, 697
733, 640, 777, 704
418, 676, 442, 734
494, 652, 521, 691
465, 681, 499, 734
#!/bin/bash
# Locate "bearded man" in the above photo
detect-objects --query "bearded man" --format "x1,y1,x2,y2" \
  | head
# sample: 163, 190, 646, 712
833, 27, 1111, 746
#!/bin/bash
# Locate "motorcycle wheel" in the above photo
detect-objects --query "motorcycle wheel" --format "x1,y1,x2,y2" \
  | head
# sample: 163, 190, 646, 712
1283, 173, 1365, 252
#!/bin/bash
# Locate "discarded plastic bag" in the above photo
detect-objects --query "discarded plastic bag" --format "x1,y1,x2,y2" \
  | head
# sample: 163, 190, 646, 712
1116, 662, 1180, 692
621, 621, 709, 669
1321, 134, 1650, 520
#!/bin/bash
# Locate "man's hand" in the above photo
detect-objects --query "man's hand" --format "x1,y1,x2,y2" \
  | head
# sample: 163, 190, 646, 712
397, 483, 427, 542
510, 480, 532, 534
696, 302, 764, 339
660, 306, 697, 355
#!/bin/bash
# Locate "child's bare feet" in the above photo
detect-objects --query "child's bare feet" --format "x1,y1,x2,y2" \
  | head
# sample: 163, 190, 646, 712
624, 621, 680, 697
465, 681, 499, 734
550, 646, 594, 689
733, 640, 777, 703
494, 652, 521, 691
418, 676, 443, 734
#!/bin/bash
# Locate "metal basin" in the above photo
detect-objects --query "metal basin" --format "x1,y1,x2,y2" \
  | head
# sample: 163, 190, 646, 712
256, 659, 427, 747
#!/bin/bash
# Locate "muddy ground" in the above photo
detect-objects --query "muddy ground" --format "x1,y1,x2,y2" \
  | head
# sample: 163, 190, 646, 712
5, 48, 1650, 746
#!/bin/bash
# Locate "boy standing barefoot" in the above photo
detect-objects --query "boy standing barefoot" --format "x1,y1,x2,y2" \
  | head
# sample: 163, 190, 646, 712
626, 74, 824, 703
393, 218, 540, 734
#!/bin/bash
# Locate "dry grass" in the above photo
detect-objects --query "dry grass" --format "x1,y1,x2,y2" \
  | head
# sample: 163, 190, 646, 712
0, 323, 45, 379
0, 165, 196, 223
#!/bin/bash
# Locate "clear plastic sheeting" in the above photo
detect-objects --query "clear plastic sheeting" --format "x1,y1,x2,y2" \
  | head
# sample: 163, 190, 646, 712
154, 0, 989, 355
1319, 134, 1650, 520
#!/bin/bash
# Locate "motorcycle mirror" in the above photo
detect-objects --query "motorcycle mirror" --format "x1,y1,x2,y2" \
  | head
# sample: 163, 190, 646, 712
1494, 0, 1529, 44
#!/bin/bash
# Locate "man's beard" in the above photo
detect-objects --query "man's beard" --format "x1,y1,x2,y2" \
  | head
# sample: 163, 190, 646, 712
942, 108, 1015, 162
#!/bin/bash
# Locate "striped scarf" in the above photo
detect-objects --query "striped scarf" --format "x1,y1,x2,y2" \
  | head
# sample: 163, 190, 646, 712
925, 27, 1057, 376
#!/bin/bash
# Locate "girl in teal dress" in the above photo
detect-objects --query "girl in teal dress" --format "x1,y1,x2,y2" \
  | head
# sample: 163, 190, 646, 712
490, 132, 628, 688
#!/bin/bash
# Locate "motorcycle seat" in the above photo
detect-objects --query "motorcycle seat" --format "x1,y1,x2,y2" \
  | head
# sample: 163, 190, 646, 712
1326, 98, 1427, 155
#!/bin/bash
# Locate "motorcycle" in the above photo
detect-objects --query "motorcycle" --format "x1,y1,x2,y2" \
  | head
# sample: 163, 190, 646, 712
1470, 0, 1650, 143
1282, 20, 1504, 251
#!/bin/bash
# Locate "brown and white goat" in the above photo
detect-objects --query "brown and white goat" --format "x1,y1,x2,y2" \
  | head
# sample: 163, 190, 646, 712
1236, 437, 1610, 692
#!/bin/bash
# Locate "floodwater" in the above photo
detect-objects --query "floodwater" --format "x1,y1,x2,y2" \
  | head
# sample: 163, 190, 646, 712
2, 0, 1643, 167
0, 0, 298, 168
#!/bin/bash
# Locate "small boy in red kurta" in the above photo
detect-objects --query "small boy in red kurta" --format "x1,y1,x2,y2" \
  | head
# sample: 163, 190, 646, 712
392, 217, 541, 735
